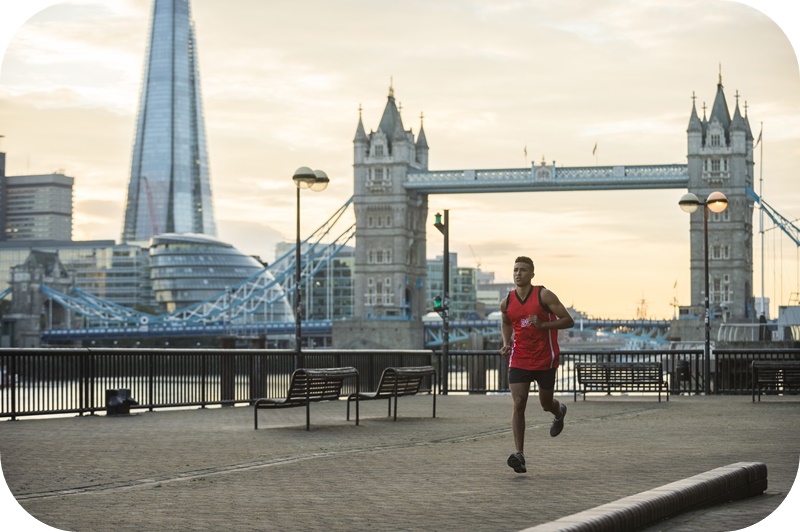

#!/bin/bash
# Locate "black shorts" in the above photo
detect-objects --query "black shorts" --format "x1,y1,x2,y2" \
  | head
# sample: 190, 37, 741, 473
508, 367, 557, 390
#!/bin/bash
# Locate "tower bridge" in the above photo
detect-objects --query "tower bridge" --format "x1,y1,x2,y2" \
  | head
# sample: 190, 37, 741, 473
335, 75, 759, 348
9, 74, 782, 349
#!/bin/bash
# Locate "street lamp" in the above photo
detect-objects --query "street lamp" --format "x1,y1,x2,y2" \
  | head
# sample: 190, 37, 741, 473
679, 190, 728, 395
433, 210, 449, 394
293, 167, 329, 355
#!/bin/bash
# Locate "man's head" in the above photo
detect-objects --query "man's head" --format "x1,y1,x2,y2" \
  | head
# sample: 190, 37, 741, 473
513, 256, 535, 286
514, 256, 534, 269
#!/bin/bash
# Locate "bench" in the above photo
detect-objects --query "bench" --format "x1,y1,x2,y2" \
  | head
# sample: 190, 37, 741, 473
751, 360, 800, 402
254, 367, 359, 430
347, 366, 436, 421
574, 362, 668, 402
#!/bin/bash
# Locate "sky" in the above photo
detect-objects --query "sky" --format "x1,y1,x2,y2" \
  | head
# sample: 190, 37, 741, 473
0, 0, 798, 322
0, 3, 800, 529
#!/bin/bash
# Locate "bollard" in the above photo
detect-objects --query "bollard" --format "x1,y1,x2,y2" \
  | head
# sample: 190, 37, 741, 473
106, 388, 138, 416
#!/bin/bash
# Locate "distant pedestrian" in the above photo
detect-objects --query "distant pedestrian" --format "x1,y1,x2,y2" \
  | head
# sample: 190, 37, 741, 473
500, 256, 574, 473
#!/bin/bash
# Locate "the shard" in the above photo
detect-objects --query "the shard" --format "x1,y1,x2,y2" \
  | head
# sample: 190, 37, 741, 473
121, 0, 216, 244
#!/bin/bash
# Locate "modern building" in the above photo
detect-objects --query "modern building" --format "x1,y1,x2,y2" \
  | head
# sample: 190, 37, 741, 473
0, 150, 5, 236
121, 0, 216, 244
426, 253, 479, 320
1, 169, 74, 241
273, 242, 355, 322
0, 240, 153, 310
150, 233, 291, 322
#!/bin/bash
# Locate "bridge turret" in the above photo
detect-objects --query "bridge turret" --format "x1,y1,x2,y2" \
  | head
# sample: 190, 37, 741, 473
415, 113, 429, 170
353, 107, 368, 165
687, 96, 703, 155
730, 100, 748, 155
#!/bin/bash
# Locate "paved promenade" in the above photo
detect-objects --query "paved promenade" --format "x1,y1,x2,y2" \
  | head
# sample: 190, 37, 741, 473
1, 393, 799, 531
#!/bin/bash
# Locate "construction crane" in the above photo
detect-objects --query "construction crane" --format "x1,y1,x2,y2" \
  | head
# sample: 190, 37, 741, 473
142, 176, 160, 235
468, 245, 481, 270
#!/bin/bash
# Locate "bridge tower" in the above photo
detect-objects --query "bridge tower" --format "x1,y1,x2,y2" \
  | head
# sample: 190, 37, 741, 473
334, 85, 429, 348
3, 251, 72, 347
685, 73, 756, 327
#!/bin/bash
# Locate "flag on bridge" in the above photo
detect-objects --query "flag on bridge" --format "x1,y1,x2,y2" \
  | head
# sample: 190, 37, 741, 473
754, 127, 762, 148
592, 142, 597, 156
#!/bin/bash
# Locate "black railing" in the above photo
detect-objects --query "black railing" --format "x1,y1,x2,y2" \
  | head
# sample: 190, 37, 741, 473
2, 347, 798, 419
437, 348, 800, 396
440, 349, 706, 394
0, 348, 433, 420
714, 348, 800, 394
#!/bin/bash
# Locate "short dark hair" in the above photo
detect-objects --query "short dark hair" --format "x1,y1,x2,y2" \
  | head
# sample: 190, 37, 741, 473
514, 256, 534, 269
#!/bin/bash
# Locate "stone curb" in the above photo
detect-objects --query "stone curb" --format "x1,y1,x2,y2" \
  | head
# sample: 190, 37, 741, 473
521, 462, 768, 532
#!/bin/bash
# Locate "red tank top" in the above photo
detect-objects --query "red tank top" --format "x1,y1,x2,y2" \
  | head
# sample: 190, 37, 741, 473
506, 285, 560, 370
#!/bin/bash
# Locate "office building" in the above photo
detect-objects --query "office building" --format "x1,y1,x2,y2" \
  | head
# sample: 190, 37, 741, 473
121, 0, 216, 244
1, 169, 74, 241
426, 253, 479, 320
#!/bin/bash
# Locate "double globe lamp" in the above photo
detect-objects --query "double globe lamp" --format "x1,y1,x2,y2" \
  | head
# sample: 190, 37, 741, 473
678, 190, 728, 395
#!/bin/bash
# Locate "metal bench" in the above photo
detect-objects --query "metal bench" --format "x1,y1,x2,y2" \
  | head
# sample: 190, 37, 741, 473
347, 366, 436, 421
751, 360, 800, 402
254, 367, 359, 430
574, 362, 668, 402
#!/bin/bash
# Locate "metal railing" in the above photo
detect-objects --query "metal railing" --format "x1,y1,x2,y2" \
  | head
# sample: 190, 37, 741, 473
440, 349, 706, 395
0, 348, 433, 420
2, 347, 798, 419
437, 348, 800, 396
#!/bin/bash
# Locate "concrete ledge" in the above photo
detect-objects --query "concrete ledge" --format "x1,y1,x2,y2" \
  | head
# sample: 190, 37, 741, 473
521, 462, 767, 532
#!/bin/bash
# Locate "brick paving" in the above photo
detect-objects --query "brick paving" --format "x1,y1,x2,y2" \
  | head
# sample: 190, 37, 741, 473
0, 394, 798, 531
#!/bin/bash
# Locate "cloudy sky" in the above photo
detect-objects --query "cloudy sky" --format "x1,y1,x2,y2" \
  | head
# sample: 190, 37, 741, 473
0, 0, 798, 321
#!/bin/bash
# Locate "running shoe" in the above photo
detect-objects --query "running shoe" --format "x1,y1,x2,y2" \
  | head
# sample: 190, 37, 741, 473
550, 404, 567, 437
507, 452, 526, 473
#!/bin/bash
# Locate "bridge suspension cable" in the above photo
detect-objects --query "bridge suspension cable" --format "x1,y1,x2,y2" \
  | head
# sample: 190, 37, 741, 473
40, 197, 356, 328
747, 185, 800, 247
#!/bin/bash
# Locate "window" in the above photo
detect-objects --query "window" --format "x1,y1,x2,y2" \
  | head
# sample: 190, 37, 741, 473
375, 145, 384, 157
367, 249, 392, 264
366, 167, 391, 192
711, 244, 730, 260
711, 210, 730, 223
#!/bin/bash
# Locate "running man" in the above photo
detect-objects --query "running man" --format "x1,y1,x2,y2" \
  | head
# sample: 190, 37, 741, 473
500, 256, 574, 473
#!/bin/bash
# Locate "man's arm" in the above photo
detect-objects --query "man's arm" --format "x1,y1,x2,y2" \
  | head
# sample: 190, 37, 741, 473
533, 288, 575, 330
500, 296, 513, 356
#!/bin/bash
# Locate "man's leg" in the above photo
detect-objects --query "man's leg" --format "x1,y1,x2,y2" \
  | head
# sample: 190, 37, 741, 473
539, 386, 567, 437
538, 388, 561, 418
510, 382, 530, 452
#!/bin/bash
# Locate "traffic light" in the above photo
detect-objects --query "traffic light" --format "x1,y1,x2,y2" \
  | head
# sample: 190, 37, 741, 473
433, 296, 443, 310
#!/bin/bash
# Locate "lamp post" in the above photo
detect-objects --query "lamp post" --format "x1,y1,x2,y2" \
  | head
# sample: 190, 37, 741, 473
679, 191, 728, 395
434, 210, 449, 394
292, 167, 329, 357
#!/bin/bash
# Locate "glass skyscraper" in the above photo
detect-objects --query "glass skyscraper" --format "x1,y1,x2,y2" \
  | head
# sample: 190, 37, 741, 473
121, 0, 216, 244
